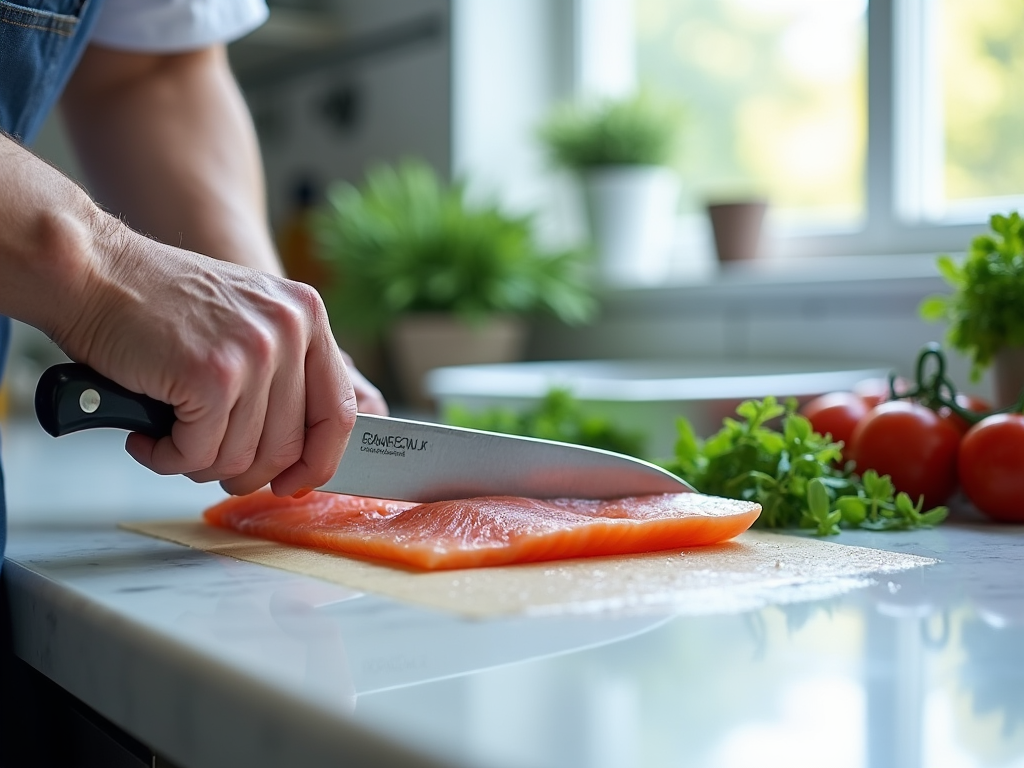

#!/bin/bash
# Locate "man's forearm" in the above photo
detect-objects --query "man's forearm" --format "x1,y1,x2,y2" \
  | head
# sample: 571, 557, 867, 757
59, 44, 282, 276
0, 130, 360, 497
0, 133, 108, 341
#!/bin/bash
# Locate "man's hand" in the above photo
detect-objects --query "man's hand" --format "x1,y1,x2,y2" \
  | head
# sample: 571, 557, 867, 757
58, 42, 389, 422
64, 214, 359, 498
0, 133, 364, 496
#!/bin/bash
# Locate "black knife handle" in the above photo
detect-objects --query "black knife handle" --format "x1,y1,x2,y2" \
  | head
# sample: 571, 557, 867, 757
34, 363, 175, 439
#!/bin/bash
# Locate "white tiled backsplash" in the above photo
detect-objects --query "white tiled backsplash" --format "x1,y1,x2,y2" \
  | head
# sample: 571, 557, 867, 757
527, 266, 991, 401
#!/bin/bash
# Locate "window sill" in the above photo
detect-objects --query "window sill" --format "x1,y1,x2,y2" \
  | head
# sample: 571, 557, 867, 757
601, 251, 948, 313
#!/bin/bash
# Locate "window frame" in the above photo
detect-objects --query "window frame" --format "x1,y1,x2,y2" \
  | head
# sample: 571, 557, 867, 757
572, 0, 998, 260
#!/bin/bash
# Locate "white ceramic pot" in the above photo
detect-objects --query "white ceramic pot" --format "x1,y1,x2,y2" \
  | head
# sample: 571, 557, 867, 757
582, 165, 680, 286
389, 313, 527, 410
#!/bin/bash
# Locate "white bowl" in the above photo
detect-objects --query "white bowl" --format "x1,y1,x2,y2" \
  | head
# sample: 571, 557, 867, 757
425, 359, 891, 459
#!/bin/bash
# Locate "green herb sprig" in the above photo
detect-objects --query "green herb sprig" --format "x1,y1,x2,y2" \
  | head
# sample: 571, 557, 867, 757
538, 92, 684, 169
443, 389, 646, 458
921, 211, 1024, 379
314, 160, 595, 339
662, 397, 949, 535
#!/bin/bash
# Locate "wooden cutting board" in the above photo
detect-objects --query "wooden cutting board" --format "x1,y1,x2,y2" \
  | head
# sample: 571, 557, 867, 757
123, 520, 936, 618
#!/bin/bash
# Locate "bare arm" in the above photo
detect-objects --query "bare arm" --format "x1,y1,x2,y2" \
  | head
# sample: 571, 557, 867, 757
0, 132, 354, 497
60, 43, 387, 415
60, 44, 280, 274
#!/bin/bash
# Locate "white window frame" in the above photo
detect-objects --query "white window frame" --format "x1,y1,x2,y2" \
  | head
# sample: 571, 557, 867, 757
572, 0, 1011, 260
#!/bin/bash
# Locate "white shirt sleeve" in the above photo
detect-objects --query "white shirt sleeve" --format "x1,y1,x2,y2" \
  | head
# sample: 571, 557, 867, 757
89, 0, 269, 53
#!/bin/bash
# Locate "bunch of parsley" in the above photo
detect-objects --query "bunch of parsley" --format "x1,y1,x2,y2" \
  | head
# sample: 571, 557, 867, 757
661, 397, 948, 536
921, 211, 1024, 379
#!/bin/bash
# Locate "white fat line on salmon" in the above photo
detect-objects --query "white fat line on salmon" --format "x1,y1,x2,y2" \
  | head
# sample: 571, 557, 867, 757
360, 432, 429, 451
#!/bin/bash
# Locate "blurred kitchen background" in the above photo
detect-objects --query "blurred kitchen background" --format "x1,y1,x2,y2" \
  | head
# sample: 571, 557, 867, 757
6, 0, 1019, 422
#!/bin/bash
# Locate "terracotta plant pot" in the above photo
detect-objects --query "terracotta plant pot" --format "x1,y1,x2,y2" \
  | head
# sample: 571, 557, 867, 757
994, 346, 1024, 408
388, 314, 528, 411
706, 200, 768, 263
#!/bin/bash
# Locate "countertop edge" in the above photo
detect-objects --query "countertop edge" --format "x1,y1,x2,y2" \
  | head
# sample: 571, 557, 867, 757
3, 556, 459, 768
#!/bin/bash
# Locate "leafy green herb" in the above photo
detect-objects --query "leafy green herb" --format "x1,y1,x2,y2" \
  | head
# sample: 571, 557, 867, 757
442, 389, 646, 457
444, 390, 948, 536
662, 397, 949, 535
314, 160, 595, 339
538, 92, 684, 169
921, 211, 1024, 379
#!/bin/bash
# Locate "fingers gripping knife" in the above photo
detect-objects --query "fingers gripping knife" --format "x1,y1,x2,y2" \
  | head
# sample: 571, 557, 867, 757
34, 363, 694, 502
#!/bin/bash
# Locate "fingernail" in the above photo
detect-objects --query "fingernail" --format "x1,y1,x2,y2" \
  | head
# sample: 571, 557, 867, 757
292, 486, 314, 499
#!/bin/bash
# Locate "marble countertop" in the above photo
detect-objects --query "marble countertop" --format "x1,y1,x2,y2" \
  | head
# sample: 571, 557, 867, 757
4, 419, 1024, 768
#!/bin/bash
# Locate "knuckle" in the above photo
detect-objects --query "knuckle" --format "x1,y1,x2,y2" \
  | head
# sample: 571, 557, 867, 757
292, 281, 325, 315
307, 461, 336, 489
221, 476, 262, 497
199, 349, 245, 395
283, 285, 321, 332
339, 390, 358, 429
268, 431, 305, 473
243, 325, 278, 370
215, 457, 255, 478
183, 448, 221, 475
213, 444, 260, 478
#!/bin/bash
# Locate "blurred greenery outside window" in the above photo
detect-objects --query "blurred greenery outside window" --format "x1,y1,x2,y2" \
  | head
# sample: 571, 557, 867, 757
609, 0, 1024, 253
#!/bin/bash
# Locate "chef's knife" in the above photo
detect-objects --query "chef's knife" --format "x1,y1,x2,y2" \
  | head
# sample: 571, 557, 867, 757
34, 363, 694, 501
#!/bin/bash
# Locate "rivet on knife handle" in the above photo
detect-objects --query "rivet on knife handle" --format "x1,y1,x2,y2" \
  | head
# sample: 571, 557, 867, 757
34, 363, 175, 439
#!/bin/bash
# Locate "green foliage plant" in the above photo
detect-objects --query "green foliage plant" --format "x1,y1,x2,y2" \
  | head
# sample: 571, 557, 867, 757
314, 159, 595, 339
920, 211, 1024, 379
443, 389, 647, 458
662, 397, 948, 536
538, 91, 683, 170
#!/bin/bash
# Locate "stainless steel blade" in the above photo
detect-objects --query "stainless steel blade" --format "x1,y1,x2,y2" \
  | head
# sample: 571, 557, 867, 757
321, 414, 694, 502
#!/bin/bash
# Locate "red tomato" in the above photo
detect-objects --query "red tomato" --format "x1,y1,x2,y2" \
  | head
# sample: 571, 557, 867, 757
800, 392, 869, 449
849, 400, 961, 507
958, 414, 1024, 523
958, 394, 992, 413
938, 394, 993, 435
853, 377, 909, 408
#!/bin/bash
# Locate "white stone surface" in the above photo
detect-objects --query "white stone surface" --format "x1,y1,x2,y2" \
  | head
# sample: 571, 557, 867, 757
4, 417, 1024, 767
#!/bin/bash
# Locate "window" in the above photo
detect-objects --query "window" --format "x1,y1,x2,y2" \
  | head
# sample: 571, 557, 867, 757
634, 0, 866, 231
576, 0, 1021, 258
902, 0, 1024, 222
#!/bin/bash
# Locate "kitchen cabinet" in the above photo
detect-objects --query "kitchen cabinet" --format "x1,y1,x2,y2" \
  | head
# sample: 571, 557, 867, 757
230, 0, 451, 225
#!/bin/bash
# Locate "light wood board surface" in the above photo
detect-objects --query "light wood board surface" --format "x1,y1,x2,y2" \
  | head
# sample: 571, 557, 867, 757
122, 520, 936, 618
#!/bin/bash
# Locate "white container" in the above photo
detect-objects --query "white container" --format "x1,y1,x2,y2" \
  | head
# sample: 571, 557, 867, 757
583, 166, 680, 286
426, 359, 891, 459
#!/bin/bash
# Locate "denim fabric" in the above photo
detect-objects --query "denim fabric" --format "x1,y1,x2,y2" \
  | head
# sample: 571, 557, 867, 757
0, 0, 104, 143
0, 316, 7, 575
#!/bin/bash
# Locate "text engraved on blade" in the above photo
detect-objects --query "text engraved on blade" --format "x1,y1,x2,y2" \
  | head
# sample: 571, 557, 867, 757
359, 431, 430, 458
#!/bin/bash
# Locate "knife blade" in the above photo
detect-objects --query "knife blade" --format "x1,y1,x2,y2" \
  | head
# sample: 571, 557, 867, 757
34, 362, 694, 501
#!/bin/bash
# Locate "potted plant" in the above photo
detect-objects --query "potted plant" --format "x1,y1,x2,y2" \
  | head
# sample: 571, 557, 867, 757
539, 91, 684, 285
921, 211, 1024, 406
315, 159, 595, 408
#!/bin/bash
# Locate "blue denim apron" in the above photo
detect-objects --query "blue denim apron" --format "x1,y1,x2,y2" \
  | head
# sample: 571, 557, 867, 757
1, 0, 105, 572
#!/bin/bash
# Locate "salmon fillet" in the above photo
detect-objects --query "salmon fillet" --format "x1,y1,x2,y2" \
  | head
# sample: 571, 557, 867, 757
203, 490, 761, 571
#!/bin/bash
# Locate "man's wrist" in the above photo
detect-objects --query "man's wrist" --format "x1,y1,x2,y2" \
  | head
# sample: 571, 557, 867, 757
34, 197, 139, 363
